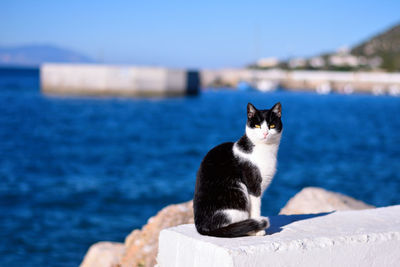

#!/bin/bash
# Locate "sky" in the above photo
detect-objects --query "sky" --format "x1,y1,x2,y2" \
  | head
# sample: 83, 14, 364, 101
1, 0, 399, 68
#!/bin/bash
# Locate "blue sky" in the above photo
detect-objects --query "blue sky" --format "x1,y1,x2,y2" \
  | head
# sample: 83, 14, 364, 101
1, 0, 399, 68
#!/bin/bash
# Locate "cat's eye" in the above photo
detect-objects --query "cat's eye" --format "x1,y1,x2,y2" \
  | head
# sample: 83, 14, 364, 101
255, 125, 261, 128
270, 124, 275, 129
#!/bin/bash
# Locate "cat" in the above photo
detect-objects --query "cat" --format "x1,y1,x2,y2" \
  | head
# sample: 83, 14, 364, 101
193, 102, 283, 237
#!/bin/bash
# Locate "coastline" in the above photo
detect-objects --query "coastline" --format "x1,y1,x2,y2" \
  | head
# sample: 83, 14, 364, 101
201, 68, 400, 95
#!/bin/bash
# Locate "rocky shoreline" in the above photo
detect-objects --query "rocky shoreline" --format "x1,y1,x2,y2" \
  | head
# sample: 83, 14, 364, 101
80, 187, 374, 267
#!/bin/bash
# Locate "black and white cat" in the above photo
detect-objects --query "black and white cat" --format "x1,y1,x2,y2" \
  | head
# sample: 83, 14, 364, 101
193, 102, 283, 237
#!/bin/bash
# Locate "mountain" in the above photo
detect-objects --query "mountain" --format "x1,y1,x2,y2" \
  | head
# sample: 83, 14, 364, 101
351, 23, 400, 71
0, 44, 93, 67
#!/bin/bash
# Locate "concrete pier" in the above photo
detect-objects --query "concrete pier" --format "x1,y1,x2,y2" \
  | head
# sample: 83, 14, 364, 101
158, 205, 400, 267
41, 64, 200, 97
201, 69, 400, 95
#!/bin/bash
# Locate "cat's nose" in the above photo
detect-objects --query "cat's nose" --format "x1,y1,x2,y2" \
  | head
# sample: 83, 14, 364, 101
263, 132, 268, 137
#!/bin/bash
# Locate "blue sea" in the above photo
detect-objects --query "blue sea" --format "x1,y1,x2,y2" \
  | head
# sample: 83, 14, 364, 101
0, 68, 399, 266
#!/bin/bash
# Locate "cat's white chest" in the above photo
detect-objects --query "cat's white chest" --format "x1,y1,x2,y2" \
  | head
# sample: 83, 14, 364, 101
233, 143, 278, 192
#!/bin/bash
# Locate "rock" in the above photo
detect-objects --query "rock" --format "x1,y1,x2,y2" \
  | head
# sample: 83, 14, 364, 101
280, 187, 374, 215
80, 242, 125, 267
119, 200, 194, 267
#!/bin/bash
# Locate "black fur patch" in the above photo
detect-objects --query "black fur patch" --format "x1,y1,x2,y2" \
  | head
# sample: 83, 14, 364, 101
193, 141, 263, 236
236, 135, 254, 153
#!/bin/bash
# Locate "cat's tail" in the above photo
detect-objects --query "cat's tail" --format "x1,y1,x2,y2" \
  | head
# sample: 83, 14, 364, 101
197, 218, 269, 238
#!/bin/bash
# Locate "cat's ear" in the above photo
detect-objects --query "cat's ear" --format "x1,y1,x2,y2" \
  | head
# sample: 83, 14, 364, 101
272, 102, 282, 117
247, 103, 257, 119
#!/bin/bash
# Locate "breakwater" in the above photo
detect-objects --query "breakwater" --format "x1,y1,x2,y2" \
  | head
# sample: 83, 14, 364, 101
40, 64, 400, 96
201, 69, 400, 95
41, 64, 200, 97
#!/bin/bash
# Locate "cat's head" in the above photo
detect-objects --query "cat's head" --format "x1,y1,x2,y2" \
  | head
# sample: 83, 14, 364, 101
246, 102, 283, 144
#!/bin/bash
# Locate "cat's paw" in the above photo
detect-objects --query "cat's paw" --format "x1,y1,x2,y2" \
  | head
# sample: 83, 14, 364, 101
254, 229, 266, 236
248, 229, 266, 236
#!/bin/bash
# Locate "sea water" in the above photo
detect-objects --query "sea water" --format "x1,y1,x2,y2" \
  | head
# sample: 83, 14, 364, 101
0, 68, 399, 266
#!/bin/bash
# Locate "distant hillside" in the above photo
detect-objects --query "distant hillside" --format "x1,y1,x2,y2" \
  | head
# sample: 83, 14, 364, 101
250, 22, 400, 72
0, 45, 93, 67
351, 23, 400, 71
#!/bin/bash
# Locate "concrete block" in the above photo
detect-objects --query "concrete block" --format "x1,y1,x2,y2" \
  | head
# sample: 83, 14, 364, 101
158, 205, 400, 267
40, 63, 199, 97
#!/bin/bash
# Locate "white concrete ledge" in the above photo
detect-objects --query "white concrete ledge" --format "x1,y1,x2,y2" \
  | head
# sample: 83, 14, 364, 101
158, 205, 400, 267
